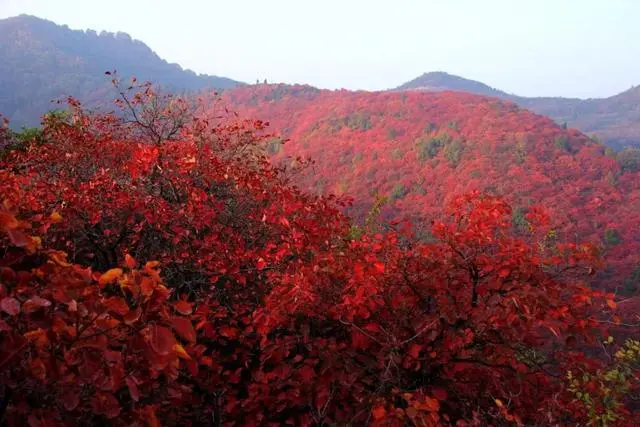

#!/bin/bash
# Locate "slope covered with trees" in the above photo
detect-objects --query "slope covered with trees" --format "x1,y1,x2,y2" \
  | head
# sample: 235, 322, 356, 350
1, 80, 638, 426
396, 72, 640, 151
0, 15, 242, 128
223, 84, 640, 297
2, 14, 639, 152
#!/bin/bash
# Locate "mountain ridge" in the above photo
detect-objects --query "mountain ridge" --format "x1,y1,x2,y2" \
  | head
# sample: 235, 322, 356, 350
0, 14, 243, 127
2, 15, 640, 150
396, 72, 640, 150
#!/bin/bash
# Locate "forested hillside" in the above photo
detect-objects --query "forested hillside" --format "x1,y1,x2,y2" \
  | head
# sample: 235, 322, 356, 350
223, 84, 640, 296
3, 13, 640, 153
397, 72, 640, 151
1, 80, 638, 425
0, 15, 242, 127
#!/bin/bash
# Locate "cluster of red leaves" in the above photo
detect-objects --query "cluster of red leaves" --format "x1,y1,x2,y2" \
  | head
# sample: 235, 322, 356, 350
0, 208, 196, 426
0, 89, 635, 425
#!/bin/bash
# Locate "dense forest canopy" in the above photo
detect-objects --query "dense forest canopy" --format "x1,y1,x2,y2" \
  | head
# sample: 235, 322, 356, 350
222, 84, 640, 299
0, 75, 639, 426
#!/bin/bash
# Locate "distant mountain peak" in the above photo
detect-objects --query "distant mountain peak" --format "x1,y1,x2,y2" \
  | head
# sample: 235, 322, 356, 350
395, 72, 640, 150
395, 72, 510, 99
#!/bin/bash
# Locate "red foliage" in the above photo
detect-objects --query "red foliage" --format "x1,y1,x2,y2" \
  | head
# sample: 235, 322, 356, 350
0, 85, 637, 425
222, 85, 640, 294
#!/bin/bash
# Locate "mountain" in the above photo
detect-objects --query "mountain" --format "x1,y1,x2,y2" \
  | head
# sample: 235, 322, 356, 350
2, 14, 638, 151
517, 86, 640, 151
396, 72, 640, 150
222, 84, 640, 295
0, 15, 243, 127
395, 71, 511, 99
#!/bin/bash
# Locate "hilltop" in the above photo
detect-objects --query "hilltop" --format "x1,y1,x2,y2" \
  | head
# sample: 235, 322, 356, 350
397, 72, 640, 150
395, 71, 511, 99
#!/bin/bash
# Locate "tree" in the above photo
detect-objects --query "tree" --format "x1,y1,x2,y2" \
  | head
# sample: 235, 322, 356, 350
254, 192, 623, 425
617, 148, 640, 173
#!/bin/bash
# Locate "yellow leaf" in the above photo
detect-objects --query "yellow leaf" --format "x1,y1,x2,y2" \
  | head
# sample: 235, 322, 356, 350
145, 261, 160, 271
50, 211, 63, 223
99, 268, 123, 286
29, 236, 42, 251
50, 251, 72, 267
173, 343, 191, 360
495, 399, 504, 408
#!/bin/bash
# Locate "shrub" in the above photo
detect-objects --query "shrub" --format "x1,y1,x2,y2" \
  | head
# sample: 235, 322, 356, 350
604, 228, 622, 246
617, 148, 640, 173
416, 133, 451, 162
555, 134, 571, 152
443, 138, 464, 166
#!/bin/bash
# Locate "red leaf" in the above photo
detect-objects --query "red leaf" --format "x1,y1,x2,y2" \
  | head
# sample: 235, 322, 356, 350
0, 212, 19, 230
432, 387, 448, 401
126, 376, 140, 402
7, 229, 28, 247
0, 331, 28, 370
141, 405, 161, 427
124, 254, 137, 269
170, 316, 196, 343
298, 365, 315, 383
0, 297, 20, 316
372, 405, 386, 420
219, 326, 239, 339
22, 296, 52, 313
123, 306, 142, 325
91, 392, 120, 418
256, 258, 267, 270
172, 300, 193, 315
408, 343, 422, 359
104, 296, 129, 316
374, 262, 385, 273
149, 324, 176, 356
0, 318, 12, 332
61, 388, 80, 411
498, 268, 510, 278
185, 358, 199, 376
423, 397, 440, 412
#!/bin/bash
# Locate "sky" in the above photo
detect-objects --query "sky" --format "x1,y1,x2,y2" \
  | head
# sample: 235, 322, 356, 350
1, 0, 639, 98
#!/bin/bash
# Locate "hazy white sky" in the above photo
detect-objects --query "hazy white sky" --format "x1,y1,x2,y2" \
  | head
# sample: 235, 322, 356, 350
1, 0, 638, 98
